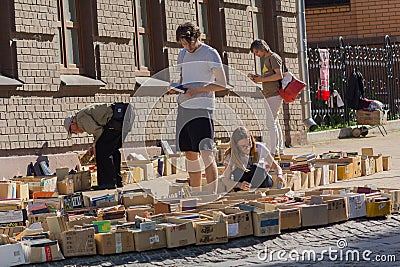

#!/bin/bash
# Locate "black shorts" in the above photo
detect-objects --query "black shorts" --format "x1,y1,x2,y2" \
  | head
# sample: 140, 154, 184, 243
176, 106, 214, 152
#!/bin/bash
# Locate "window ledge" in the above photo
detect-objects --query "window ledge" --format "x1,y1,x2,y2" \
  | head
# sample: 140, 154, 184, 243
60, 75, 106, 87
0, 75, 23, 86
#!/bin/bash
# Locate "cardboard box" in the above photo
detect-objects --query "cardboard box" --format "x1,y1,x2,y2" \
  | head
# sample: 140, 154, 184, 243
384, 190, 400, 213
133, 228, 167, 251
0, 243, 26, 266
337, 163, 353, 180
373, 155, 383, 173
279, 207, 301, 230
357, 110, 387, 125
158, 217, 196, 248
300, 204, 328, 227
314, 168, 322, 186
0, 183, 16, 199
207, 208, 253, 239
122, 193, 154, 207
64, 171, 91, 192
193, 220, 228, 245
57, 178, 74, 195
361, 158, 370, 176
300, 172, 309, 189
322, 196, 349, 224
366, 200, 391, 217
46, 216, 68, 234
154, 202, 171, 215
28, 213, 57, 231
314, 164, 329, 185
253, 210, 280, 237
362, 147, 374, 156
342, 193, 366, 219
16, 183, 29, 201
58, 228, 96, 257
66, 215, 97, 229
369, 157, 376, 175
126, 206, 154, 221
382, 156, 392, 171
21, 239, 64, 263
132, 163, 155, 180
83, 194, 118, 208
95, 230, 134, 255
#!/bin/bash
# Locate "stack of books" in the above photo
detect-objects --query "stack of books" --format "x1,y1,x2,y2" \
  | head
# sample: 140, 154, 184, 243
290, 153, 316, 173
279, 155, 295, 170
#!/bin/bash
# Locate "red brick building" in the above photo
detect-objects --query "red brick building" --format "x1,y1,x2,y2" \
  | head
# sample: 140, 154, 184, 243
305, 0, 400, 45
0, 0, 305, 170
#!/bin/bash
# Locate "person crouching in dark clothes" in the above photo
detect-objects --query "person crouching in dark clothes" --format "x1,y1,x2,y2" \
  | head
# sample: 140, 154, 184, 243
222, 127, 285, 191
64, 103, 134, 190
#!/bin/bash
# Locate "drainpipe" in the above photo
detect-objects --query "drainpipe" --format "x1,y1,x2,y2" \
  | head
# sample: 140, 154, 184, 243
298, 0, 318, 131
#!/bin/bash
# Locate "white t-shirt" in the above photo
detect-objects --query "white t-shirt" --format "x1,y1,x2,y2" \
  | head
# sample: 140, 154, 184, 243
224, 142, 271, 171
176, 44, 223, 110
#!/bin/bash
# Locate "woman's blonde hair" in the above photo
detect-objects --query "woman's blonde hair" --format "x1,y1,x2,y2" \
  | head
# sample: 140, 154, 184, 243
223, 126, 258, 172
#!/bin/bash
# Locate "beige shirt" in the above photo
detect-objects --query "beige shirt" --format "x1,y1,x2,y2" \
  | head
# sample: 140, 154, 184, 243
261, 52, 282, 98
76, 103, 113, 142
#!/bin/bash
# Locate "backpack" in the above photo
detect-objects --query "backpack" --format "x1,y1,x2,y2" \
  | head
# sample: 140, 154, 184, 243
278, 72, 307, 103
345, 68, 365, 110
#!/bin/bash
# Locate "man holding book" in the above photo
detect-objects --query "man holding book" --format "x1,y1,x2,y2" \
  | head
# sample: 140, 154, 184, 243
171, 21, 227, 193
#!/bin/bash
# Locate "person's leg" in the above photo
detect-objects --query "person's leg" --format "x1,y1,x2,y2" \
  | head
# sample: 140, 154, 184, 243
200, 149, 218, 193
266, 95, 284, 155
95, 129, 118, 189
185, 151, 202, 190
114, 133, 123, 187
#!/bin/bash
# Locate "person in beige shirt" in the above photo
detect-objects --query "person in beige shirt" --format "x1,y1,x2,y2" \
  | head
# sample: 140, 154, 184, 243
248, 39, 284, 156
64, 102, 133, 190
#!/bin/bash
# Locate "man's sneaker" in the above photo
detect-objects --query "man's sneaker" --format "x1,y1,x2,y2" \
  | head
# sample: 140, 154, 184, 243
91, 184, 116, 191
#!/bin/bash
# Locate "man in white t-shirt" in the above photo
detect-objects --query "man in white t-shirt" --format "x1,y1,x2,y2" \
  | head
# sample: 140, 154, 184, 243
172, 21, 227, 193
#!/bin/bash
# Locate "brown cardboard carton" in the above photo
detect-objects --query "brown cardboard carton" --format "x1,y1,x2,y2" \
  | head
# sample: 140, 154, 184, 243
57, 178, 74, 195
133, 228, 167, 251
154, 202, 171, 214
158, 217, 196, 248
95, 230, 134, 255
251, 209, 280, 237
58, 228, 96, 257
300, 172, 309, 189
300, 204, 328, 227
373, 155, 383, 173
274, 207, 301, 230
16, 183, 29, 201
28, 213, 57, 231
193, 219, 228, 245
337, 163, 353, 180
322, 196, 349, 224
314, 167, 322, 186
366, 199, 391, 217
362, 147, 374, 156
122, 193, 154, 207
0, 183, 16, 199
361, 158, 370, 176
126, 206, 153, 221
46, 216, 68, 234
66, 215, 97, 229
382, 156, 392, 171
22, 239, 64, 263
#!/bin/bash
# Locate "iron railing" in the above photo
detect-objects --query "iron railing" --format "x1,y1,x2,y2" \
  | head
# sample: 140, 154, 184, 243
307, 36, 400, 127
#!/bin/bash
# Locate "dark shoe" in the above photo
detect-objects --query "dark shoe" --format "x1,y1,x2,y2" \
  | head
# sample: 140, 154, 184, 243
116, 183, 123, 188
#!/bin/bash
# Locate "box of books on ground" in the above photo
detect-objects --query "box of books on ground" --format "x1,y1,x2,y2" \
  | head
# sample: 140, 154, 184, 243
238, 202, 280, 237
0, 243, 26, 266
0, 209, 27, 227
262, 203, 301, 231
132, 227, 167, 251
155, 215, 196, 248
126, 206, 154, 221
60, 192, 84, 211
365, 194, 391, 217
97, 205, 126, 221
290, 154, 316, 173
64, 171, 91, 192
21, 238, 64, 264
200, 208, 253, 239
380, 189, 400, 213
47, 216, 97, 258
65, 214, 97, 229
95, 229, 135, 255
83, 193, 118, 208
121, 189, 154, 207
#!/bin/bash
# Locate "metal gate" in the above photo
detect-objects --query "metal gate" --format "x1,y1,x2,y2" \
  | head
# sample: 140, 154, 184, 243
307, 36, 400, 127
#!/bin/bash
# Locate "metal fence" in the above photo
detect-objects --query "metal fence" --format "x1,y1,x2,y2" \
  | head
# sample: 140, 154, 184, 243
307, 36, 400, 127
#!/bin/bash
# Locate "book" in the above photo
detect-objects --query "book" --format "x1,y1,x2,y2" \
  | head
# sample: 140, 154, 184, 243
294, 154, 316, 161
170, 83, 188, 93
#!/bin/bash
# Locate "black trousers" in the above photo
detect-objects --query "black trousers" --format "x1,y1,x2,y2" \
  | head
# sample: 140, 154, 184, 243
232, 164, 273, 190
95, 128, 122, 187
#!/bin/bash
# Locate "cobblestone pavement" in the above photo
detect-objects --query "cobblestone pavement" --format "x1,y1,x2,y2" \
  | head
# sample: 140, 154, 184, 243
32, 214, 400, 267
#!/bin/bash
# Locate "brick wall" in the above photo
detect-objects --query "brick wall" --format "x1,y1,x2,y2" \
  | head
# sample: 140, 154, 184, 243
0, 0, 306, 159
306, 0, 400, 43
